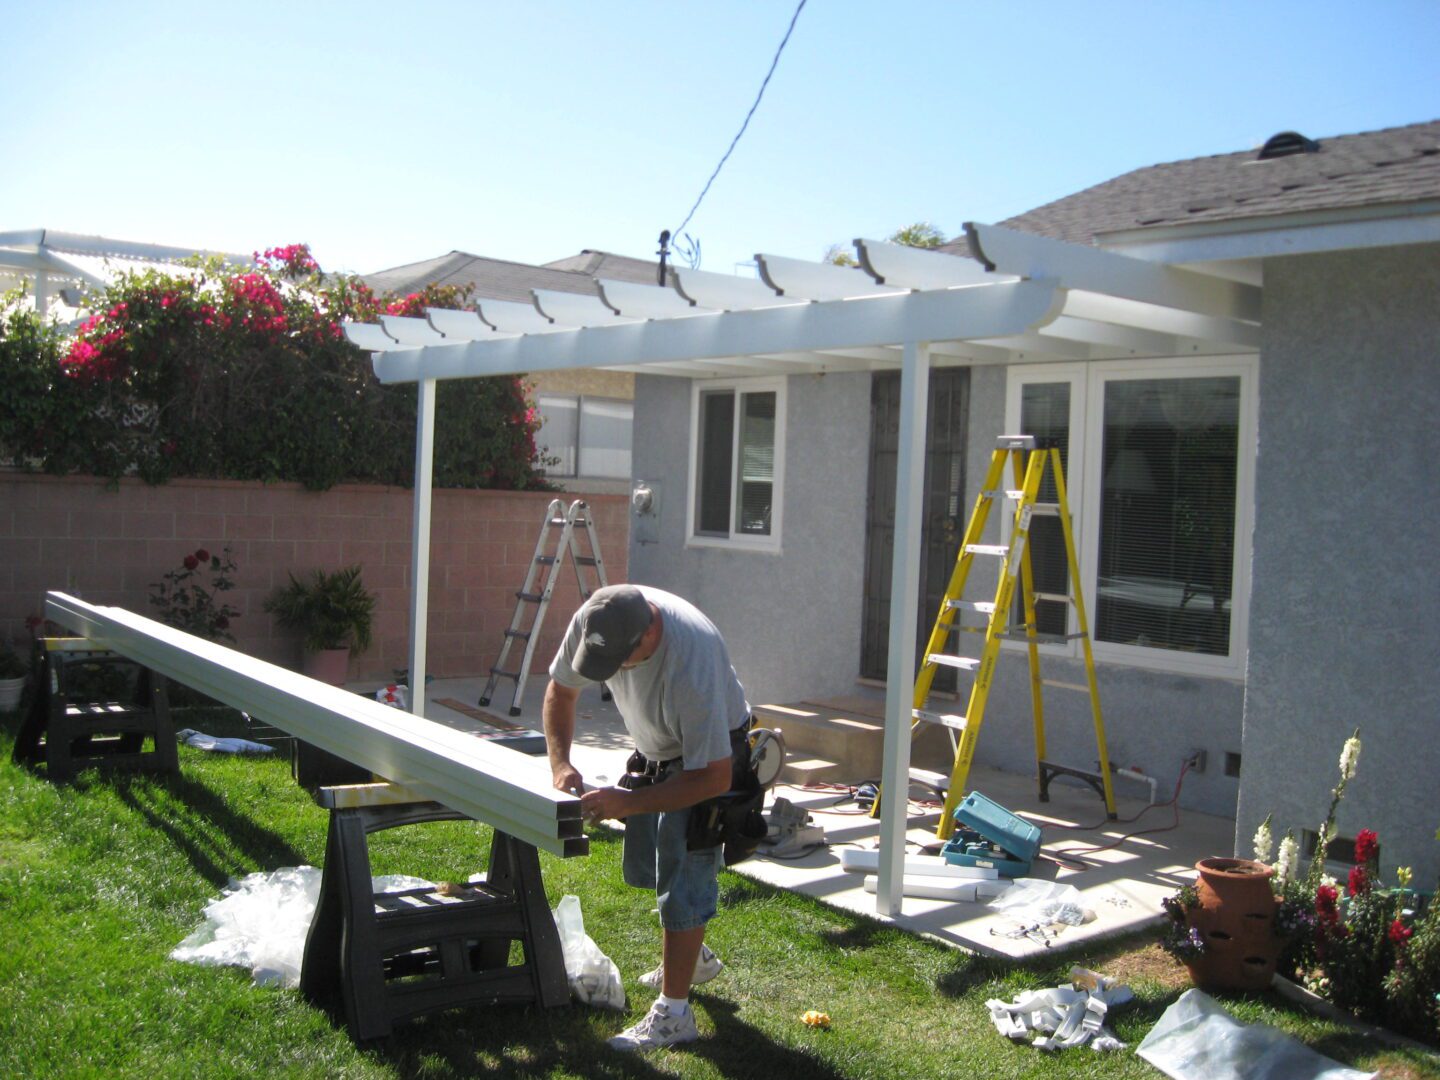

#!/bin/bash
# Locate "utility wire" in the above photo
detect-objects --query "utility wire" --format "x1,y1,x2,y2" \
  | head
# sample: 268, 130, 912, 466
669, 0, 808, 244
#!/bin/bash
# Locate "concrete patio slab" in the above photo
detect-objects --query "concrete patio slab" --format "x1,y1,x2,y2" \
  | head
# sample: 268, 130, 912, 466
408, 675, 1232, 961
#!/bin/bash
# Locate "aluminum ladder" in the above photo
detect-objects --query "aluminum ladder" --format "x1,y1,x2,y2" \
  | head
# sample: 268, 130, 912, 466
878, 435, 1117, 837
479, 499, 610, 716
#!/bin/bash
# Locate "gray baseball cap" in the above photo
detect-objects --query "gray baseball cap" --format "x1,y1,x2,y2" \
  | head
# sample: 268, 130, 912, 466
572, 585, 653, 682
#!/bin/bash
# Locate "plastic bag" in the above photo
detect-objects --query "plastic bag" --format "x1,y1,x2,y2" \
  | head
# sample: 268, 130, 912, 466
375, 684, 409, 710
1137, 989, 1375, 1080
988, 878, 1088, 925
552, 894, 625, 1010
171, 867, 433, 988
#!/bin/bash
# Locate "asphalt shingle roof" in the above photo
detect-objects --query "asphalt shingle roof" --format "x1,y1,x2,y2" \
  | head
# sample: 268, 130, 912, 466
944, 119, 1440, 250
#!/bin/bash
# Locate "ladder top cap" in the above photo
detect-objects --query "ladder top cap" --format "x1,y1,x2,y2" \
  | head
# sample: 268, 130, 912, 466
997, 435, 1036, 450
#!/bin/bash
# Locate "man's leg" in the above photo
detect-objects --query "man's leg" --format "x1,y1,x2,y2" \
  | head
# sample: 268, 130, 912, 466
660, 925, 706, 999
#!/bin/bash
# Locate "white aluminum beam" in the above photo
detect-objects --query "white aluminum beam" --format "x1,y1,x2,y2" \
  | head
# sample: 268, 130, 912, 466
1062, 290, 1261, 349
477, 299, 556, 334
372, 280, 1063, 384
381, 315, 447, 347
855, 238, 1004, 290
672, 267, 798, 311
344, 321, 405, 351
43, 592, 585, 857
596, 278, 701, 319
756, 253, 906, 301
532, 289, 640, 328
426, 308, 506, 341
410, 379, 436, 717
967, 222, 1262, 323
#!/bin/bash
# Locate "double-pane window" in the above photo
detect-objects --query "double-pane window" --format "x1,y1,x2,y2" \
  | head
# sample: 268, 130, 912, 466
691, 379, 784, 548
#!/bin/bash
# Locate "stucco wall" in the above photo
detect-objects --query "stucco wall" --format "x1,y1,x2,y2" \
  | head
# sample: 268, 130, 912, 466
627, 371, 870, 705
1237, 243, 1440, 885
0, 473, 628, 686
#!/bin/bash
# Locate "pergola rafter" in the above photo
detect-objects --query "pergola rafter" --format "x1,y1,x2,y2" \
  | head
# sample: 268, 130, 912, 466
342, 224, 1262, 919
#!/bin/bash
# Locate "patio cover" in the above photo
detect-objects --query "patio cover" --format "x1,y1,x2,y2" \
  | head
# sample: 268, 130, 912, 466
345, 223, 1262, 917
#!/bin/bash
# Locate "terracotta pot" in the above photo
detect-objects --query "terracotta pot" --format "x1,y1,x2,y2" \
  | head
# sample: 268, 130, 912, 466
301, 647, 351, 686
1184, 856, 1281, 992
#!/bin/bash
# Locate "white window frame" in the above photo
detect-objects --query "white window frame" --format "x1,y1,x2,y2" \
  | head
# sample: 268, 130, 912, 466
1002, 355, 1257, 680
686, 376, 786, 553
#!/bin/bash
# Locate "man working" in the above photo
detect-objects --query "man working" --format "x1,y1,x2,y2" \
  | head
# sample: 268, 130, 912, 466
544, 583, 750, 1052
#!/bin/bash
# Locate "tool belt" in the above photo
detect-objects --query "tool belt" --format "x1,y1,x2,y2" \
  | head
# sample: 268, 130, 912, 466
616, 725, 768, 866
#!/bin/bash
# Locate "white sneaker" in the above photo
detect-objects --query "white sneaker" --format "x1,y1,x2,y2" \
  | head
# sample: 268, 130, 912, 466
607, 999, 699, 1051
638, 943, 724, 990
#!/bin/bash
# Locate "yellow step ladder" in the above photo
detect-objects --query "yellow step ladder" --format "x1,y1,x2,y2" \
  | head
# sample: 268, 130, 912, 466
883, 435, 1117, 837
479, 499, 610, 716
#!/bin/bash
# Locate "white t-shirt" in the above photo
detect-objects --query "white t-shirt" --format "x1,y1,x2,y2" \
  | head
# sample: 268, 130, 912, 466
550, 585, 750, 770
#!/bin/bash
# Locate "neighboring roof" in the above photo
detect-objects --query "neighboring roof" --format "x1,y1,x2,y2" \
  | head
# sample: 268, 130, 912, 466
951, 119, 1440, 249
363, 248, 669, 303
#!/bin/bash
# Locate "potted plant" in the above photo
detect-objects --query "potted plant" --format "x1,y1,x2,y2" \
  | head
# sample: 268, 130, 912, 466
264, 565, 376, 686
0, 642, 29, 711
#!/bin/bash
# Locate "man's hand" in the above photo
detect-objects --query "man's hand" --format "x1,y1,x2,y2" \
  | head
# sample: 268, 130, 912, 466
552, 762, 584, 797
580, 786, 628, 825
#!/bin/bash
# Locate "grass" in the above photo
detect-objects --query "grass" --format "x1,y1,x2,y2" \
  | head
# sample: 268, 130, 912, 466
2, 705, 1437, 1080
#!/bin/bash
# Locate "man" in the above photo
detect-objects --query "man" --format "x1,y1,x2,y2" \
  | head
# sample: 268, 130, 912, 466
544, 583, 750, 1052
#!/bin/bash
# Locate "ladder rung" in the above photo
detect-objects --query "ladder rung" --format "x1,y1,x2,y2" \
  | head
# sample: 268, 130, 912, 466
489, 668, 520, 680
516, 592, 543, 603
999, 630, 1087, 645
948, 599, 995, 614
573, 556, 598, 566
913, 709, 968, 732
1033, 592, 1071, 604
1042, 679, 1091, 693
964, 544, 1010, 557
548, 518, 567, 526
502, 629, 532, 640
536, 555, 557, 565
927, 654, 980, 672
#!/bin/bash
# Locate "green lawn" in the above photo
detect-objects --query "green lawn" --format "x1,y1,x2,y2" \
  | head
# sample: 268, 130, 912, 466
1, 706, 1435, 1080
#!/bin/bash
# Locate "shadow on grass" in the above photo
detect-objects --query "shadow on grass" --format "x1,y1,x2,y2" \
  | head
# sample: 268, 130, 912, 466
107, 770, 310, 887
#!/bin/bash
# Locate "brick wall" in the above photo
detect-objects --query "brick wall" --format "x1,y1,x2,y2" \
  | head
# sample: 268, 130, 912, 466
0, 472, 629, 685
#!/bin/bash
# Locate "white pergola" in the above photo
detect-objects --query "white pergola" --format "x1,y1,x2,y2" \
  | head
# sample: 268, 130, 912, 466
345, 223, 1261, 917
0, 230, 250, 320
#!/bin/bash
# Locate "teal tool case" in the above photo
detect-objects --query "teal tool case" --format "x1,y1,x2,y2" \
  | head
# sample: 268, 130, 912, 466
942, 791, 1042, 877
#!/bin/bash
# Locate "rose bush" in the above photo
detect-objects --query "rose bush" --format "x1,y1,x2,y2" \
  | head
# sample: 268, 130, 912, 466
0, 246, 551, 491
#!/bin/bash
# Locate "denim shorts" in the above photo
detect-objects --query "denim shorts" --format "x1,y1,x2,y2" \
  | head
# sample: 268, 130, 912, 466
622, 806, 721, 932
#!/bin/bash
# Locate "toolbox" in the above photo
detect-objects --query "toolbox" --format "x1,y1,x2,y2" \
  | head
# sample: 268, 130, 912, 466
941, 791, 1041, 877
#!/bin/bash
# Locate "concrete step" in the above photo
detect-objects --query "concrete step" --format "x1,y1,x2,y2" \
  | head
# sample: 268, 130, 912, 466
754, 701, 884, 782
777, 755, 848, 787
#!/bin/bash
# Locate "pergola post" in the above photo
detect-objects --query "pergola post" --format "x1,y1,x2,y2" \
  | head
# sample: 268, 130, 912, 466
408, 378, 437, 716
875, 339, 930, 916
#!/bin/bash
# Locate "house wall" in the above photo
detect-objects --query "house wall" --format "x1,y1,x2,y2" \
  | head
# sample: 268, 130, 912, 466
953, 367, 1244, 819
1237, 243, 1440, 886
627, 371, 870, 706
0, 473, 628, 687
628, 360, 1243, 818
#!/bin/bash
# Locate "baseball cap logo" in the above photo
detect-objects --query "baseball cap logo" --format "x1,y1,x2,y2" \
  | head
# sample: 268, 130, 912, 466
586, 631, 607, 649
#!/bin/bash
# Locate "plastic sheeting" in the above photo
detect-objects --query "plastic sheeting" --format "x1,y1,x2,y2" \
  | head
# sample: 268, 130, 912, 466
988, 878, 1088, 926
175, 728, 275, 754
171, 866, 434, 987
1136, 989, 1376, 1080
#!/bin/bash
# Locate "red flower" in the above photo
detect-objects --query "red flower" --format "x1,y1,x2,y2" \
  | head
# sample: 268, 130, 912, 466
1388, 918, 1413, 946
195, 549, 210, 563
184, 555, 199, 571
1316, 884, 1339, 914
1347, 865, 1370, 896
1353, 828, 1379, 866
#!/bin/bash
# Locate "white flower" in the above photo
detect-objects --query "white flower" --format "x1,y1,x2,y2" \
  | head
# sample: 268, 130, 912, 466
1276, 835, 1298, 885
1338, 733, 1361, 783
1252, 815, 1274, 863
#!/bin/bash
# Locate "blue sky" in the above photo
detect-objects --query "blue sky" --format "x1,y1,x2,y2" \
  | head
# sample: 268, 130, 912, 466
5, 1, 1438, 277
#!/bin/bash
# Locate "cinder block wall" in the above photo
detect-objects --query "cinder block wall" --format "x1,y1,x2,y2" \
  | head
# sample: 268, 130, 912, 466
0, 473, 628, 685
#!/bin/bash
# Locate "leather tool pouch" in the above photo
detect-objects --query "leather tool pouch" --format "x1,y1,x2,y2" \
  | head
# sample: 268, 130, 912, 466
685, 726, 768, 865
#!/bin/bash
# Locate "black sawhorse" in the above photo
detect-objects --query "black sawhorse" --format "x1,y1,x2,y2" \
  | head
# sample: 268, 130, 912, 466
12, 638, 177, 781
300, 784, 569, 1042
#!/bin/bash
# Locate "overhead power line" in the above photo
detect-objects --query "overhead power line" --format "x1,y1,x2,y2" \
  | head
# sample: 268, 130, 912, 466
659, 0, 808, 280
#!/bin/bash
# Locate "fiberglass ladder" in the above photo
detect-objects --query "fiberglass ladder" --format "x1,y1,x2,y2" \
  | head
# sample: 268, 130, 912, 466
479, 499, 610, 717
893, 435, 1117, 838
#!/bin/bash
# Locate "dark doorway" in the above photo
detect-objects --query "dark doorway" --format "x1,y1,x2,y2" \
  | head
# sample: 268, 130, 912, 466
860, 368, 969, 689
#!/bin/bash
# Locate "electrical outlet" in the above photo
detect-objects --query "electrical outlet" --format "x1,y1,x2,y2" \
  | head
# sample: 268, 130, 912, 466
1186, 749, 1207, 773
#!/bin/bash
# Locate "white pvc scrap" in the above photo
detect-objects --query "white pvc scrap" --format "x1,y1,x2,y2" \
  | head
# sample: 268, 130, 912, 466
986, 980, 1132, 1052
862, 875, 1010, 901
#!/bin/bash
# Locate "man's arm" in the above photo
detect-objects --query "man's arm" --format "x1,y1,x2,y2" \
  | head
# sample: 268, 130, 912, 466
580, 755, 731, 824
542, 679, 584, 794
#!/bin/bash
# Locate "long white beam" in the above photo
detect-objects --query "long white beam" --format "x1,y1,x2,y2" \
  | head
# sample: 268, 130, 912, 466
372, 280, 1063, 385
43, 593, 585, 858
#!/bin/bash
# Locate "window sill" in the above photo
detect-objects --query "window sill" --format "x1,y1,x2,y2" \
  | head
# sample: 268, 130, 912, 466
684, 535, 783, 556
